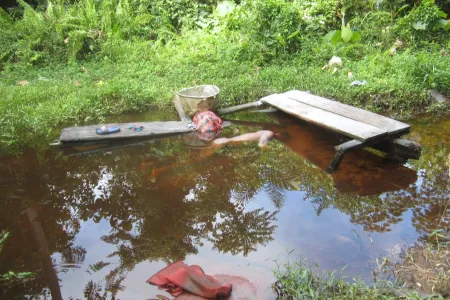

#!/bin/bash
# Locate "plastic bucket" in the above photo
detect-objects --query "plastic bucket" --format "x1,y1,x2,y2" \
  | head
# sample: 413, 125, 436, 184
177, 85, 220, 116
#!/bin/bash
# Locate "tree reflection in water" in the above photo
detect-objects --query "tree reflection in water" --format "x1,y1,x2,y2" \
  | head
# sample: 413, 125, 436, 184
0, 115, 449, 299
1, 133, 297, 298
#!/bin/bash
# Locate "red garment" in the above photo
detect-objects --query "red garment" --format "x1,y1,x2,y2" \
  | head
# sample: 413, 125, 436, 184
147, 261, 232, 299
193, 111, 223, 141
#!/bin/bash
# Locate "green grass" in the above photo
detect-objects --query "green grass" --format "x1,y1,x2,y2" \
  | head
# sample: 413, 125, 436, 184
1, 0, 450, 154
0, 231, 34, 283
272, 256, 448, 299
2, 32, 449, 153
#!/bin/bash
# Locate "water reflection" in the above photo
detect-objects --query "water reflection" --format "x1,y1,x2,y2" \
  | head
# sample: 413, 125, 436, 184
0, 113, 449, 299
271, 114, 418, 196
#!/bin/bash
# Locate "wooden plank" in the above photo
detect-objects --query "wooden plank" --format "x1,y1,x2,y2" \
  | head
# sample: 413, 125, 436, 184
248, 108, 278, 113
269, 113, 417, 196
334, 139, 365, 152
328, 138, 421, 169
60, 121, 194, 143
329, 139, 366, 170
261, 94, 388, 142
372, 138, 422, 160
283, 90, 410, 135
58, 120, 236, 151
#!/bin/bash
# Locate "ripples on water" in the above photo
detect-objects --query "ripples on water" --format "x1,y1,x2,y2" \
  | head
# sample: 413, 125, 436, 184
0, 112, 449, 299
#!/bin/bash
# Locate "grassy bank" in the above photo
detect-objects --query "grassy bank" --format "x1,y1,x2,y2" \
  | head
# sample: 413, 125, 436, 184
273, 243, 450, 299
1, 0, 450, 153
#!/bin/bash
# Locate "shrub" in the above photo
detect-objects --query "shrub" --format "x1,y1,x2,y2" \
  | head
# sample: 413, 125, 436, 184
393, 0, 450, 43
244, 0, 304, 57
148, 0, 218, 32
0, 0, 175, 66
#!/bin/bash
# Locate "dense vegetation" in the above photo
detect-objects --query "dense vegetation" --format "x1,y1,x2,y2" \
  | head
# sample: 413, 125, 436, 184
0, 0, 449, 153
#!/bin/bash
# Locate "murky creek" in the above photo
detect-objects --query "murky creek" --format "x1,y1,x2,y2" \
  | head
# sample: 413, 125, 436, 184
0, 110, 449, 299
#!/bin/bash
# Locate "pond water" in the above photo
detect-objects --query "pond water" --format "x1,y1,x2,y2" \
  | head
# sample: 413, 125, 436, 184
0, 110, 449, 299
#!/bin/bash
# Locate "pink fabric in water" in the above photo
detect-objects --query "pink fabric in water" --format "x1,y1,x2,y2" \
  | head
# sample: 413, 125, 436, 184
147, 261, 232, 299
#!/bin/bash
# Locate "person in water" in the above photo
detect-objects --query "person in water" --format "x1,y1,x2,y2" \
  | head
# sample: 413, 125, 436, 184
191, 111, 275, 148
144, 112, 275, 182
213, 130, 274, 148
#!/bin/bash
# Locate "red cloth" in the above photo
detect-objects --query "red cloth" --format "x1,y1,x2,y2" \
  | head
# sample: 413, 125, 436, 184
193, 111, 223, 141
147, 261, 232, 299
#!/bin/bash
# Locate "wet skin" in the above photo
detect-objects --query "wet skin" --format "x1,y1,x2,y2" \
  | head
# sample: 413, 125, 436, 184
213, 130, 275, 148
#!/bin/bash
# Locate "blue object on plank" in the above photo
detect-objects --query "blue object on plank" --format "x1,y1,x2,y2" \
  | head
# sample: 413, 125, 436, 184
96, 126, 120, 135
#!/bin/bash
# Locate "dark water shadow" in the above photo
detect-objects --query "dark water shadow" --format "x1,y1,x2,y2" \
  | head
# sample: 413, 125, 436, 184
269, 113, 418, 196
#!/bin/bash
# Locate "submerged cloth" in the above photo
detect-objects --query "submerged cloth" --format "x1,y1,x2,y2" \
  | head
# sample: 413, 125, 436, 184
192, 111, 223, 142
147, 261, 232, 299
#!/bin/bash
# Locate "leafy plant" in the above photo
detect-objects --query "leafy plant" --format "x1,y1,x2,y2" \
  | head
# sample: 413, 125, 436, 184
394, 0, 450, 42
0, 231, 35, 283
324, 12, 361, 45
230, 0, 306, 59
0, 0, 176, 65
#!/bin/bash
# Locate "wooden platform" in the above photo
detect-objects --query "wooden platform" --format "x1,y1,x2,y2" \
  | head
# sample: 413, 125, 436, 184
269, 113, 417, 196
57, 89, 419, 171
59, 121, 194, 143
261, 90, 418, 170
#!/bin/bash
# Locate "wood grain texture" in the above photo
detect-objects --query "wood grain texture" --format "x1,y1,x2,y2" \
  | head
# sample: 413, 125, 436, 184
261, 94, 388, 142
372, 138, 422, 160
283, 90, 410, 135
60, 121, 193, 142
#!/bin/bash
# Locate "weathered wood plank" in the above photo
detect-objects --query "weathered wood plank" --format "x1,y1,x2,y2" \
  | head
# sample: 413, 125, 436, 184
248, 108, 279, 113
217, 101, 264, 116
283, 90, 410, 135
329, 138, 422, 169
261, 94, 388, 142
372, 138, 422, 160
223, 119, 281, 128
329, 139, 366, 170
60, 121, 193, 143
58, 120, 238, 153
269, 113, 417, 196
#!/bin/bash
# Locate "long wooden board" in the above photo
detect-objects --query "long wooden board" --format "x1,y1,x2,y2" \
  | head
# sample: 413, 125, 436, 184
59, 120, 241, 143
283, 90, 410, 135
261, 94, 388, 142
60, 121, 194, 143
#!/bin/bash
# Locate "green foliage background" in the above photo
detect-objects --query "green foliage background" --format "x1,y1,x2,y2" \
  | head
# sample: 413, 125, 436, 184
0, 0, 450, 153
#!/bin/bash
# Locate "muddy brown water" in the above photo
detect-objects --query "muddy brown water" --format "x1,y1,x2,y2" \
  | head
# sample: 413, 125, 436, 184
0, 111, 449, 299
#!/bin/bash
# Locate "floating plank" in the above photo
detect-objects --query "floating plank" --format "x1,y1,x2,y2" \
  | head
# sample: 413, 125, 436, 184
283, 90, 410, 135
262, 94, 388, 142
60, 121, 193, 143
59, 119, 243, 144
